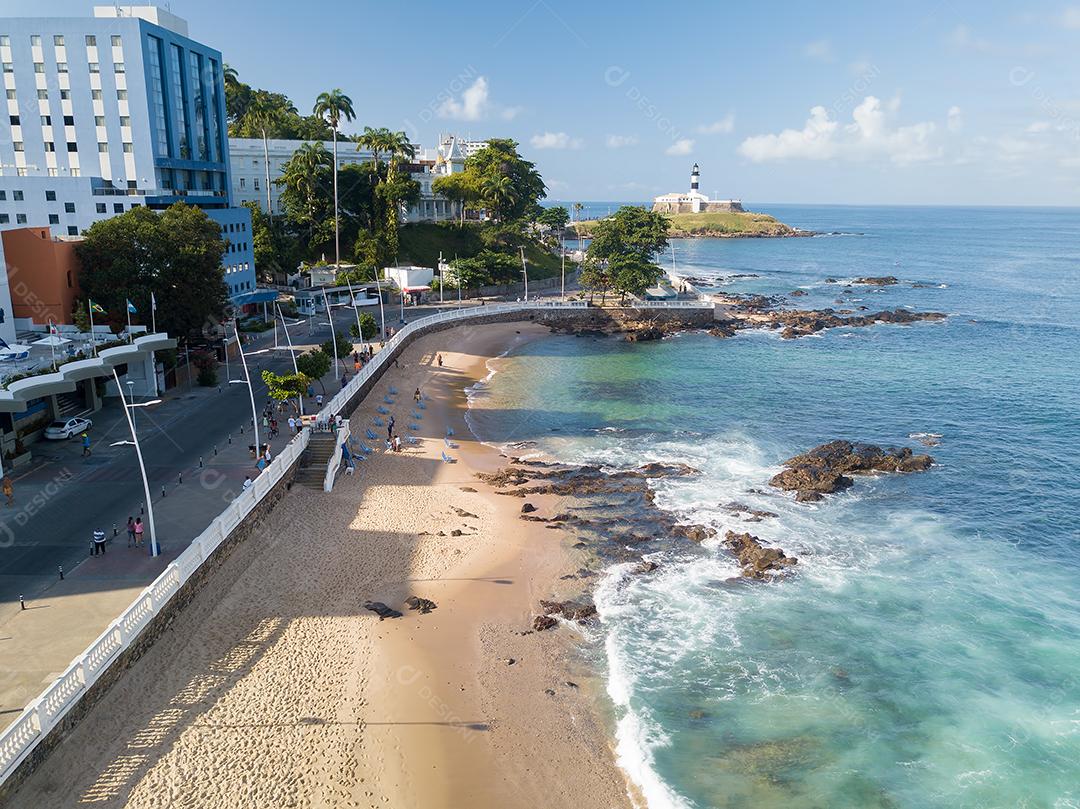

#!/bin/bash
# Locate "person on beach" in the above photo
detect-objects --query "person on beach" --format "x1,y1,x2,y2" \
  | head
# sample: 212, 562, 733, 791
354, 359, 361, 373
2, 477, 12, 507
392, 435, 402, 452
352, 350, 359, 364
133, 517, 144, 547
81, 432, 91, 457
126, 516, 136, 547
437, 353, 443, 367
264, 446, 272, 463
387, 416, 395, 441
91, 528, 107, 555
414, 387, 422, 404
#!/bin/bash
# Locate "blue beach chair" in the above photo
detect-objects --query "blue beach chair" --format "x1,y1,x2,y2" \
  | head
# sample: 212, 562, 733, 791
389, 386, 399, 395
377, 405, 389, 415
441, 452, 454, 463
444, 437, 458, 449
384, 396, 394, 404
446, 426, 455, 437
373, 417, 385, 427
359, 442, 374, 454
410, 411, 422, 420
417, 401, 427, 410
408, 423, 420, 431
366, 429, 378, 440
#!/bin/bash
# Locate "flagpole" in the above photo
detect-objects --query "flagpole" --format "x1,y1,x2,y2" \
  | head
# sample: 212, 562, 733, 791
151, 292, 157, 334
346, 280, 364, 354
126, 302, 132, 343
88, 300, 97, 357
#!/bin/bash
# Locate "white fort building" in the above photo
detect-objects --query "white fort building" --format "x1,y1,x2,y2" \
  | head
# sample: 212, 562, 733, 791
652, 163, 743, 214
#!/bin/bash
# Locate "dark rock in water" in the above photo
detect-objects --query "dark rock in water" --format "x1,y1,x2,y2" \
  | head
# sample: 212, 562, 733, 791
723, 531, 798, 579
521, 502, 537, 514
708, 321, 739, 338
672, 524, 716, 543
824, 277, 838, 284
722, 502, 779, 519
405, 596, 437, 614
854, 276, 898, 286
532, 615, 558, 632
625, 327, 665, 342
364, 601, 403, 620
540, 600, 597, 621
789, 289, 808, 297
772, 440, 934, 501
632, 560, 660, 574
769, 307, 946, 340
637, 462, 700, 478
689, 709, 708, 720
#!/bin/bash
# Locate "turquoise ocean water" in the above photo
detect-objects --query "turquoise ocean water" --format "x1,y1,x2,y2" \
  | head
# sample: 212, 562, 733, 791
467, 206, 1080, 808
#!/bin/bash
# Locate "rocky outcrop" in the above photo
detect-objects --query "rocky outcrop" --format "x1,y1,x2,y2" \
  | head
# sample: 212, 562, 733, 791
762, 308, 946, 339
364, 601, 403, 620
405, 596, 437, 614
539, 600, 597, 622
771, 440, 934, 501
723, 531, 797, 579
532, 615, 558, 631
852, 276, 898, 286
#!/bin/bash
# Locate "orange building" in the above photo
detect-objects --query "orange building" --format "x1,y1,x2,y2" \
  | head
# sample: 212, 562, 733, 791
1, 227, 83, 326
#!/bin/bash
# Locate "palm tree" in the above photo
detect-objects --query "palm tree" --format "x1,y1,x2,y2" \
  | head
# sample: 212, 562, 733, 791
356, 126, 395, 172
385, 131, 417, 175
280, 142, 332, 243
245, 91, 294, 222
482, 174, 518, 223
312, 89, 356, 271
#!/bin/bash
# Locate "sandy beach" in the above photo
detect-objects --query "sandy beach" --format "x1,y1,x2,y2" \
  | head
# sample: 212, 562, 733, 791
6, 321, 632, 809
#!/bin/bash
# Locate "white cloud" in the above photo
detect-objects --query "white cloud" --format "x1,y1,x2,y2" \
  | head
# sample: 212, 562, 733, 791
738, 97, 946, 164
665, 138, 695, 156
1061, 7, 1080, 28
1026, 120, 1053, 133
695, 113, 735, 134
605, 134, 639, 148
530, 131, 583, 150
803, 39, 835, 62
437, 76, 520, 121
947, 106, 963, 133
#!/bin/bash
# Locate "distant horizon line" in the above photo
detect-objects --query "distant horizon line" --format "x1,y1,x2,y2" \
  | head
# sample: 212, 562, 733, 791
544, 200, 1080, 210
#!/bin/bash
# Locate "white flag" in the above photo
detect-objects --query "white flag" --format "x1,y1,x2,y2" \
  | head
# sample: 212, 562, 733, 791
151, 291, 157, 311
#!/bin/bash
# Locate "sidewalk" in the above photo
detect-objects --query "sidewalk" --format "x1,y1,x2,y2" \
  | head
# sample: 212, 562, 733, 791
0, 397, 301, 732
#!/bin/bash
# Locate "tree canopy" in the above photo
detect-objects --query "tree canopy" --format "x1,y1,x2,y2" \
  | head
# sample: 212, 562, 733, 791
462, 139, 546, 223
225, 67, 333, 141
75, 204, 228, 340
585, 206, 670, 301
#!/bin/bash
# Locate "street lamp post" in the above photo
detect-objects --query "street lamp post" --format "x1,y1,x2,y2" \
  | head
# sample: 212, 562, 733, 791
275, 302, 304, 417
231, 322, 262, 460
519, 246, 529, 301
345, 280, 364, 354
322, 291, 339, 372
111, 368, 160, 557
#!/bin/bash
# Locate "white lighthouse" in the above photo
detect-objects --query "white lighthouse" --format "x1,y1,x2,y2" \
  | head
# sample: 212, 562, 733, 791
652, 164, 744, 214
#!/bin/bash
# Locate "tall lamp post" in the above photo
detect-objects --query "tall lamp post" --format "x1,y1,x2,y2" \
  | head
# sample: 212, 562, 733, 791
322, 291, 339, 371
275, 302, 304, 417
519, 246, 529, 301
229, 322, 269, 460
110, 368, 162, 557
345, 280, 365, 354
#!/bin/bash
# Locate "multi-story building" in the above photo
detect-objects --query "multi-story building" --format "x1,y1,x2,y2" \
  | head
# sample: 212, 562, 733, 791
229, 134, 487, 226
0, 4, 256, 340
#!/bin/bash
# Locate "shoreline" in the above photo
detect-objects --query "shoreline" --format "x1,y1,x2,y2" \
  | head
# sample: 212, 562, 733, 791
6, 321, 633, 809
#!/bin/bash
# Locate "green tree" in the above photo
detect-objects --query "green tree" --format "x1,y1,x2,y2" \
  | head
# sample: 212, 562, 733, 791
278, 142, 334, 250
432, 172, 481, 226
464, 139, 546, 223
76, 204, 228, 341
588, 206, 669, 262
191, 350, 218, 386
537, 205, 570, 232
312, 89, 357, 269
321, 329, 353, 369
349, 312, 378, 340
244, 201, 299, 283
579, 258, 613, 305
295, 348, 331, 393
243, 90, 297, 218
609, 253, 663, 301
261, 369, 308, 410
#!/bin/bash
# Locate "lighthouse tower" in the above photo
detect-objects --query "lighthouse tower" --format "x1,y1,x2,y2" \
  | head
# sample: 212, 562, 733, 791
690, 163, 700, 193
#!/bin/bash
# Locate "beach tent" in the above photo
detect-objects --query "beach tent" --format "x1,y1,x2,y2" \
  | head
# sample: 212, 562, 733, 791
32, 335, 72, 347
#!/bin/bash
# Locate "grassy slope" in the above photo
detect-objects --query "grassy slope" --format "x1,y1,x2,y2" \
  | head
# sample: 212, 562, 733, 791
573, 210, 796, 237
397, 223, 564, 280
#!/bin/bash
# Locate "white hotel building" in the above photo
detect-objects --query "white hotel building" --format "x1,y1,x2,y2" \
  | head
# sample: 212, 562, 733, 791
229, 135, 486, 225
0, 5, 257, 344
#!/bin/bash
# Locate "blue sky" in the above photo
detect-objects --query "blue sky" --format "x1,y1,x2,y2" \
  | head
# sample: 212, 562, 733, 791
12, 1, 1080, 205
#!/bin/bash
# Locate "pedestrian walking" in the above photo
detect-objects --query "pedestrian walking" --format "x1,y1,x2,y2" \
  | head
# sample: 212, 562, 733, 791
2, 477, 12, 507
414, 387, 422, 404
264, 446, 272, 463
387, 415, 395, 441
91, 528, 107, 556
315, 393, 324, 408
81, 432, 91, 457
354, 360, 361, 373
126, 516, 136, 547
341, 373, 348, 390
353, 351, 359, 364
242, 476, 253, 490
288, 416, 297, 434
270, 418, 279, 437
437, 353, 443, 367
133, 517, 144, 548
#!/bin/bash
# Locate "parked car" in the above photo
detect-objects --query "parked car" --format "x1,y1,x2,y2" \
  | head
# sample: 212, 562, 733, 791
44, 416, 93, 440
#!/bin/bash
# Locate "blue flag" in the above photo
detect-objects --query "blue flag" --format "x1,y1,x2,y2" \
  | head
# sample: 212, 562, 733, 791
126, 300, 137, 314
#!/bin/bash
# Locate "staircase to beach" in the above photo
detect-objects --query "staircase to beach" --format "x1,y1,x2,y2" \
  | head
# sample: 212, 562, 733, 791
294, 433, 337, 490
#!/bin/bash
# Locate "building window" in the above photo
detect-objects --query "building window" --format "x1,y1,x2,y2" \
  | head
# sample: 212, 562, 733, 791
37, 90, 47, 100
113, 203, 123, 213
48, 168, 58, 177
0, 36, 8, 46
67, 142, 77, 152
92, 89, 102, 100
44, 142, 55, 152
239, 177, 245, 189
117, 89, 127, 100
96, 202, 106, 213
60, 90, 71, 100
0, 215, 8, 224
45, 190, 56, 201
12, 142, 23, 152
2, 64, 13, 74
127, 180, 137, 189
70, 168, 79, 177
54, 35, 65, 46
122, 142, 133, 153
16, 213, 26, 224
88, 62, 99, 73
85, 35, 96, 46
119, 116, 130, 127
33, 63, 44, 74
63, 115, 74, 126
67, 226, 78, 236
9, 115, 19, 125
0, 191, 5, 200
48, 213, 59, 224
94, 115, 104, 126
64, 202, 75, 213
6, 90, 15, 100
188, 51, 207, 160
111, 35, 122, 47
254, 178, 260, 191
168, 45, 189, 158
114, 63, 125, 73
13, 190, 23, 200
41, 115, 51, 125
30, 35, 41, 46
98, 143, 108, 153
56, 62, 68, 73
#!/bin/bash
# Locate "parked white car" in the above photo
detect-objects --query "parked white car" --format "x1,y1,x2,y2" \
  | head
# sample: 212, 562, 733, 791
44, 416, 93, 440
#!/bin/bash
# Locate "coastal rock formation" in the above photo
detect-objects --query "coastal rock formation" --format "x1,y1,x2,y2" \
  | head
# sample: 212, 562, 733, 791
539, 600, 598, 622
789, 289, 808, 297
671, 524, 717, 543
723, 531, 798, 579
722, 502, 779, 519
853, 276, 898, 286
771, 440, 934, 501
532, 615, 558, 631
405, 596, 437, 614
765, 308, 946, 339
364, 601, 403, 620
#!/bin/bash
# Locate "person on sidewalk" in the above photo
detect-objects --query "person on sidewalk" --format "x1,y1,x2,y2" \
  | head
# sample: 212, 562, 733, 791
288, 416, 296, 434
81, 432, 91, 457
316, 393, 324, 408
341, 373, 348, 390
242, 476, 253, 490
2, 477, 12, 507
91, 528, 107, 555
126, 516, 136, 547
133, 517, 144, 548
